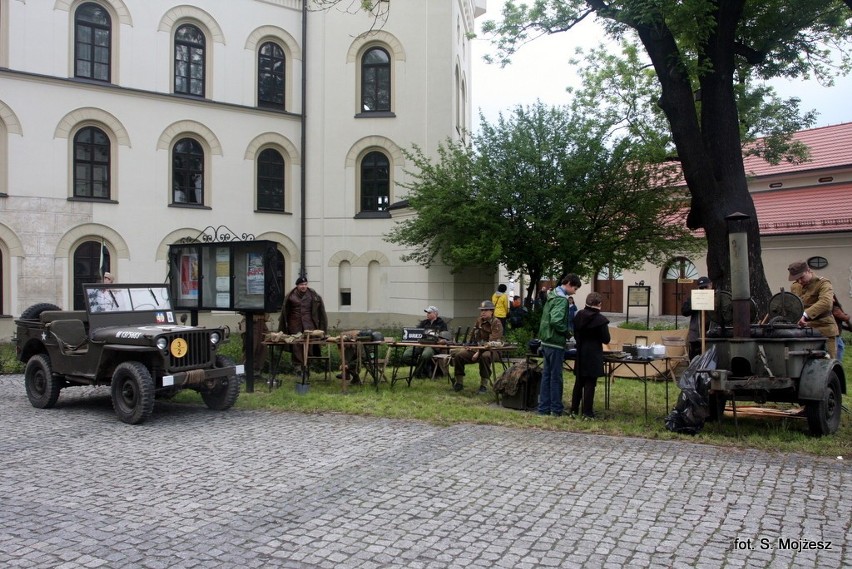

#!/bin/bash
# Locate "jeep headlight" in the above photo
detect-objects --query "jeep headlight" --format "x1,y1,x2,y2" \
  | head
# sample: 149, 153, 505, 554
156, 337, 168, 351
210, 332, 221, 345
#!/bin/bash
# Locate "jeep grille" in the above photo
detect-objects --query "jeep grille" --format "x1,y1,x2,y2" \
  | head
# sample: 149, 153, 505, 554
164, 331, 215, 371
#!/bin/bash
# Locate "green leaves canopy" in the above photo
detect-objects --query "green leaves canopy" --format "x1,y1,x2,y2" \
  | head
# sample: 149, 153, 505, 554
386, 103, 702, 297
481, 0, 851, 308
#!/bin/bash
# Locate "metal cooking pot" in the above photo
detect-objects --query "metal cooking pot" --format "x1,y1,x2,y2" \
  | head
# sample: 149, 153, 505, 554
636, 346, 653, 359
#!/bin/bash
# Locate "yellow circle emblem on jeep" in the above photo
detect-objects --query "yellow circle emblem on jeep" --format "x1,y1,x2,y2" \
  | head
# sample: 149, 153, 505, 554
170, 338, 188, 358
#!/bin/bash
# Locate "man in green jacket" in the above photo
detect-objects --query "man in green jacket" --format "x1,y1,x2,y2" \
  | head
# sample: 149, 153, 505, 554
537, 274, 581, 416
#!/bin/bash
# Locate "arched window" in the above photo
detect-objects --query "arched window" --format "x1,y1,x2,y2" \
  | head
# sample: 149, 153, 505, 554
257, 148, 285, 212
172, 138, 204, 205
664, 257, 698, 280
0, 118, 8, 196
360, 151, 389, 212
258, 41, 285, 108
74, 2, 111, 82
174, 24, 205, 97
338, 260, 352, 307
361, 47, 390, 112
73, 241, 110, 310
73, 126, 110, 199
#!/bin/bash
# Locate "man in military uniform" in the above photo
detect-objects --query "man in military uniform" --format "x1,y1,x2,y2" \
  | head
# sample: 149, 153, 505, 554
788, 260, 839, 359
279, 276, 328, 375
403, 305, 449, 378
451, 300, 504, 394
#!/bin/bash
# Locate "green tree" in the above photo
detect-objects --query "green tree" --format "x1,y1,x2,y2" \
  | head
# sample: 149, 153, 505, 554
483, 0, 851, 311
386, 102, 703, 302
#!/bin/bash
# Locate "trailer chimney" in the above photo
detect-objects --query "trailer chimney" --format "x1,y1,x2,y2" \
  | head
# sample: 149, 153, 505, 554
726, 212, 752, 338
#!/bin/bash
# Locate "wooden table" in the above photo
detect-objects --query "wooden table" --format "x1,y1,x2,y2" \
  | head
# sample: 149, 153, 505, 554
385, 341, 451, 387
335, 339, 386, 391
563, 355, 677, 422
262, 337, 329, 392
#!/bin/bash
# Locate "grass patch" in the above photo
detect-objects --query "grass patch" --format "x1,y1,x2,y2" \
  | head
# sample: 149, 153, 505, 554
170, 352, 852, 459
6, 332, 850, 458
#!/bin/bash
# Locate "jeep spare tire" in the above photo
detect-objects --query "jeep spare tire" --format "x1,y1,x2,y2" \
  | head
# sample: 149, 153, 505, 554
20, 303, 62, 320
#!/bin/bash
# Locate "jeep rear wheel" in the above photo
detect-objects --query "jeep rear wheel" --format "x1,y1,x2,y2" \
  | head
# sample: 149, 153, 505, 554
24, 354, 61, 408
111, 362, 155, 425
200, 356, 242, 411
805, 371, 841, 437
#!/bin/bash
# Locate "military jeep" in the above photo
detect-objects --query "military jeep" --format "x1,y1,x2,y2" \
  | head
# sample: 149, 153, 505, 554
15, 283, 244, 424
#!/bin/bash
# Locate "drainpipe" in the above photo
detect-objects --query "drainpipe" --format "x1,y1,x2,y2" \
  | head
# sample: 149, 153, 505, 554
299, 0, 308, 278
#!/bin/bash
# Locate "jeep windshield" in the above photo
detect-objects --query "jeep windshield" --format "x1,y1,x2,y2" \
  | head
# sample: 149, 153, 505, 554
84, 284, 173, 315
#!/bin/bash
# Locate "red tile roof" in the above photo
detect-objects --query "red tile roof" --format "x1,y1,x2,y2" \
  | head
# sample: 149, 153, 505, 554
744, 122, 852, 178
753, 182, 852, 235
740, 123, 852, 235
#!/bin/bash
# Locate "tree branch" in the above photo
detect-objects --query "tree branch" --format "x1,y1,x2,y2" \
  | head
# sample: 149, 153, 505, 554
732, 41, 767, 65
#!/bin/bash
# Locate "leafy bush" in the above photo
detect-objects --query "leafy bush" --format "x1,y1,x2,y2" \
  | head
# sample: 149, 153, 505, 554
504, 325, 536, 357
618, 321, 649, 330
617, 320, 678, 331
0, 344, 23, 374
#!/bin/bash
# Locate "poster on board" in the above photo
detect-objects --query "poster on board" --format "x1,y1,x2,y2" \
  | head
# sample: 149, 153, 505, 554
179, 253, 199, 300
246, 252, 265, 296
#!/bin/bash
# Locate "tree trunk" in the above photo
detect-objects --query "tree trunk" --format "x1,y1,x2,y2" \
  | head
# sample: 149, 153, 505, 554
630, 2, 773, 313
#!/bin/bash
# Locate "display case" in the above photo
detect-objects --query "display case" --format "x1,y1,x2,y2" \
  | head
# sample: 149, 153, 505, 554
168, 240, 283, 312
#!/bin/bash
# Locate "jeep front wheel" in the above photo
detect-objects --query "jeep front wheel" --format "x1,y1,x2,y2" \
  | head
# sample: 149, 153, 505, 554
25, 354, 62, 408
111, 362, 155, 425
200, 356, 242, 411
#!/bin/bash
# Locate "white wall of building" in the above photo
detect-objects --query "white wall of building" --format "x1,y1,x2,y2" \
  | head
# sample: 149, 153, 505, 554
0, 1, 496, 341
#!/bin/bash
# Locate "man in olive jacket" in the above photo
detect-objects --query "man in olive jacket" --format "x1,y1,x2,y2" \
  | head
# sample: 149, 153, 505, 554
788, 260, 839, 359
537, 274, 581, 416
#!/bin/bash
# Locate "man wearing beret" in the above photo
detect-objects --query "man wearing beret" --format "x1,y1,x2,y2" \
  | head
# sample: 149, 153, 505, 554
788, 260, 838, 359
451, 300, 504, 394
279, 275, 328, 374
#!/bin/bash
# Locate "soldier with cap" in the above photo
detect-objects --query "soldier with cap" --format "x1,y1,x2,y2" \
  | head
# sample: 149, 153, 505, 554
403, 305, 449, 377
278, 275, 328, 373
681, 276, 712, 360
788, 260, 839, 359
450, 300, 504, 393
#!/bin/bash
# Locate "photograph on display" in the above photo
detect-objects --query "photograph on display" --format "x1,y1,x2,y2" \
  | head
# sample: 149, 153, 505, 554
180, 253, 199, 300
246, 252, 265, 296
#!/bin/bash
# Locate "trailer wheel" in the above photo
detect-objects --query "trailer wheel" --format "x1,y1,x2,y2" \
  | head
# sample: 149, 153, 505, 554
111, 362, 155, 425
805, 371, 841, 436
24, 354, 62, 408
200, 356, 242, 411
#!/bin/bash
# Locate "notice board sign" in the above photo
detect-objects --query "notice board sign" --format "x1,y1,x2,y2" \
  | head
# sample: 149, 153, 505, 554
625, 285, 651, 328
691, 289, 715, 311
627, 286, 651, 307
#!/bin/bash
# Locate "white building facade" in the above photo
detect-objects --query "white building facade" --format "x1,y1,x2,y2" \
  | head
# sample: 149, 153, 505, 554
0, 0, 491, 340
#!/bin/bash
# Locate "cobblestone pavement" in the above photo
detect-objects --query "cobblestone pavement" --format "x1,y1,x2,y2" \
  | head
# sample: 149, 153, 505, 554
1, 374, 849, 569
